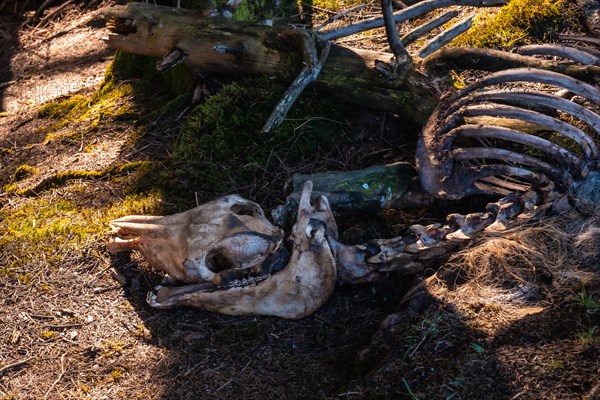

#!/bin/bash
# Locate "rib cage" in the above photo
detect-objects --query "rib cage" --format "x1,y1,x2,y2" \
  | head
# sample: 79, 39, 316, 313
332, 43, 600, 285
417, 67, 600, 200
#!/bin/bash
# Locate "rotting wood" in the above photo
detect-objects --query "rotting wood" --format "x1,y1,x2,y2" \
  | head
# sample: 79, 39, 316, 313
102, 3, 440, 124
576, 0, 600, 39
103, 2, 600, 128
271, 163, 434, 228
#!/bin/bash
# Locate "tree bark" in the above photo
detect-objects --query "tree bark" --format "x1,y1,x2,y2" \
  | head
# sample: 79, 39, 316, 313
102, 3, 440, 124
576, 0, 600, 39
102, 3, 600, 126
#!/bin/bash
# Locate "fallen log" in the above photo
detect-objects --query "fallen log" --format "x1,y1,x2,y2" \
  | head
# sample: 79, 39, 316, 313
102, 2, 440, 124
102, 3, 600, 128
271, 163, 434, 228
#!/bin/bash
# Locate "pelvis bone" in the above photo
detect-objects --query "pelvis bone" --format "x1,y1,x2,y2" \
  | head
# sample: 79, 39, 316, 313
108, 181, 337, 319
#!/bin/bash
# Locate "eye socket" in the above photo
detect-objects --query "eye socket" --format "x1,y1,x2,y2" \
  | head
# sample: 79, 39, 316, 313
206, 251, 234, 273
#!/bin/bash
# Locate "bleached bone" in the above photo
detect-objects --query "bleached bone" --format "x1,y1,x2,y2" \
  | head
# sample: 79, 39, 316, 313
286, 60, 600, 285
517, 44, 600, 66
337, 65, 597, 281
557, 34, 600, 48
109, 181, 338, 319
443, 68, 600, 105
328, 188, 546, 284
446, 90, 600, 135
441, 124, 587, 177
108, 195, 287, 285
458, 104, 597, 159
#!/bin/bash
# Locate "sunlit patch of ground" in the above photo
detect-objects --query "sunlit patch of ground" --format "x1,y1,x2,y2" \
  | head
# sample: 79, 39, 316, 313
1, 6, 112, 116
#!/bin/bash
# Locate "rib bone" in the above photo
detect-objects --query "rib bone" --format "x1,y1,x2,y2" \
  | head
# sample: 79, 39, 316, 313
460, 104, 597, 159
517, 44, 600, 66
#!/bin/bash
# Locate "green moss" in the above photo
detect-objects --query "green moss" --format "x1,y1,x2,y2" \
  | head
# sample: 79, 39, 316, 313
37, 95, 86, 119
0, 190, 163, 271
38, 52, 165, 143
310, 0, 365, 12
3, 182, 16, 192
150, 77, 355, 203
14, 164, 39, 181
232, 0, 272, 21
454, 0, 575, 49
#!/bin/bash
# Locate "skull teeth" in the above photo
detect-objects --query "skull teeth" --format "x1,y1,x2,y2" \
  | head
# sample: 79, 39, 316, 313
225, 273, 271, 289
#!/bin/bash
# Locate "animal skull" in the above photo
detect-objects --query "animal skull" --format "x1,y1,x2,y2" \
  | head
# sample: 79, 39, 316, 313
108, 181, 338, 319
108, 194, 287, 286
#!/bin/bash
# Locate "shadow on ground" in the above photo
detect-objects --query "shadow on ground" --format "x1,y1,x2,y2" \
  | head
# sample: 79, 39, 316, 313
0, 2, 20, 113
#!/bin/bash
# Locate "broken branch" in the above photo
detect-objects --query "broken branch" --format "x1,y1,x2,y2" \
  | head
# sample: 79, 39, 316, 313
401, 10, 459, 46
262, 36, 331, 132
516, 44, 600, 65
381, 0, 412, 71
318, 0, 507, 41
418, 16, 473, 58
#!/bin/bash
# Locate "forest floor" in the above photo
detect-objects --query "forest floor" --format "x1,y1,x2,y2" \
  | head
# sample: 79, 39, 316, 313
0, 1, 599, 399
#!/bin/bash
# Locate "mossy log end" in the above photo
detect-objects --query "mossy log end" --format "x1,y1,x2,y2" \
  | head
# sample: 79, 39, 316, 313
271, 163, 434, 228
102, 3, 440, 124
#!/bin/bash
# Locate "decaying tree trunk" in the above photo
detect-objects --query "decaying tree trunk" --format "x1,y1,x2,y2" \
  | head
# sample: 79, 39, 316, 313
577, 0, 600, 38
271, 163, 434, 227
102, 3, 440, 124
103, 2, 600, 128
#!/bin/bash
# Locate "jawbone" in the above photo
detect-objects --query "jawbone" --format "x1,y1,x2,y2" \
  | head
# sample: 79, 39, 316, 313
109, 181, 338, 319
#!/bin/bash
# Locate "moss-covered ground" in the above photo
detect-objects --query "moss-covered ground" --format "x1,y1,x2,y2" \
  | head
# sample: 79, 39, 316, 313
453, 0, 579, 49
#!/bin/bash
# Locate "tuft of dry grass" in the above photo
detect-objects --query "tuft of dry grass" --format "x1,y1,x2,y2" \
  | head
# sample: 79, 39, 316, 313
441, 222, 571, 290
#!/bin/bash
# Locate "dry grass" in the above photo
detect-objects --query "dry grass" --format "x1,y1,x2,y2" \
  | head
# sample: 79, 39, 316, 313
441, 222, 570, 288
426, 217, 599, 335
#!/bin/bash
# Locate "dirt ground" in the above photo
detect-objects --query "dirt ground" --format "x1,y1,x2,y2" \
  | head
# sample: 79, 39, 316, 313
1, 1, 599, 399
